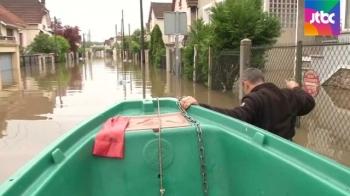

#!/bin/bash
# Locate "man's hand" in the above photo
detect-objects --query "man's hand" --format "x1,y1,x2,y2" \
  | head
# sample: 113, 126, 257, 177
179, 96, 199, 110
285, 80, 300, 89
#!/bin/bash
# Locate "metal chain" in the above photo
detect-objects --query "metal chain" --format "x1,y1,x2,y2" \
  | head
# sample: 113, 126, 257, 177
177, 98, 208, 196
157, 97, 165, 196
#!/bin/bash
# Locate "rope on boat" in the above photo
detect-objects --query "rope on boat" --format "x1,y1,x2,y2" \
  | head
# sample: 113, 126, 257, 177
156, 97, 165, 196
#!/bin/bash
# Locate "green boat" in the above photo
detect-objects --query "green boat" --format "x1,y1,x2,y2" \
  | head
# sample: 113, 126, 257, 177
0, 98, 350, 196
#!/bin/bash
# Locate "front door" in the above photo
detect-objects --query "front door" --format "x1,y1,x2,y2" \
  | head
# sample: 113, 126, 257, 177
0, 53, 14, 86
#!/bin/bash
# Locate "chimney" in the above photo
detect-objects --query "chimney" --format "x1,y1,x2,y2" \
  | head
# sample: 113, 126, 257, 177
41, 0, 45, 6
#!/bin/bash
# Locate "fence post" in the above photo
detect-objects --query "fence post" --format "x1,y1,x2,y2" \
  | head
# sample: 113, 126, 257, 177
0, 65, 2, 91
239, 38, 252, 101
193, 44, 198, 82
295, 40, 303, 129
295, 41, 302, 84
208, 46, 212, 89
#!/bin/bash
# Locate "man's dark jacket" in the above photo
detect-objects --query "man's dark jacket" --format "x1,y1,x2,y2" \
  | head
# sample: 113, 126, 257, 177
199, 83, 316, 140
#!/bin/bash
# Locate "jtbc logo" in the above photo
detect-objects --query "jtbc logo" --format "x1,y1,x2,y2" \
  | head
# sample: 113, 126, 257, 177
310, 11, 335, 24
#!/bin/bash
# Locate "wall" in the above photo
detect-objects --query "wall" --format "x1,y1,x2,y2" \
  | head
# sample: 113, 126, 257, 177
323, 69, 350, 89
149, 10, 168, 44
38, 14, 51, 32
198, 0, 218, 19
150, 11, 157, 31
25, 28, 40, 46
24, 14, 51, 47
0, 24, 21, 45
155, 18, 168, 44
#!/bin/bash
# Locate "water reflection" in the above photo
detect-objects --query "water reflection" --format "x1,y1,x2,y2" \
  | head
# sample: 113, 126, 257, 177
0, 58, 349, 184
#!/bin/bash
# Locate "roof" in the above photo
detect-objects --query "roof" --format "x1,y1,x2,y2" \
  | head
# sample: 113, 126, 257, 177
171, 0, 198, 10
0, 0, 49, 24
0, 5, 27, 28
148, 2, 172, 23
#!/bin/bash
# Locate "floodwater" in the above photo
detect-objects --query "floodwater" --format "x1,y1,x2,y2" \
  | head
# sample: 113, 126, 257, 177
0, 58, 349, 184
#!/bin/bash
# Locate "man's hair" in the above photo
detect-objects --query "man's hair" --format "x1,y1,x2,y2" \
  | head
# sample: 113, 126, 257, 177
241, 68, 265, 84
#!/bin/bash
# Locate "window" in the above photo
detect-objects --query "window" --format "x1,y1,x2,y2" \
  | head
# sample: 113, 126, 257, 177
268, 0, 297, 28
6, 28, 13, 36
19, 33, 23, 46
179, 0, 182, 7
202, 3, 213, 24
203, 8, 212, 24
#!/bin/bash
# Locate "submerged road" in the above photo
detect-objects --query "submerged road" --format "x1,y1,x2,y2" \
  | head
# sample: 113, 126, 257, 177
0, 58, 349, 184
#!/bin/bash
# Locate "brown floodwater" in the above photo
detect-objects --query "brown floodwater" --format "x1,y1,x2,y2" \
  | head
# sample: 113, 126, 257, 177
0, 58, 349, 184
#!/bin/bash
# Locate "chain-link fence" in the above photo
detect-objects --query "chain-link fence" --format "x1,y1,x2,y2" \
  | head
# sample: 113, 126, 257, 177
250, 41, 350, 166
300, 42, 350, 164
251, 44, 296, 87
210, 50, 240, 90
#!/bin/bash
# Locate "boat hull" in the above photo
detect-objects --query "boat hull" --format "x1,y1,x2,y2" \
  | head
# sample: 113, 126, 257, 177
0, 98, 349, 196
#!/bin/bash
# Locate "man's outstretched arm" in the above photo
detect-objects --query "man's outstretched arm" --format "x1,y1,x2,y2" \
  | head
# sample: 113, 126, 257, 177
285, 80, 315, 116
179, 96, 256, 123
292, 87, 316, 116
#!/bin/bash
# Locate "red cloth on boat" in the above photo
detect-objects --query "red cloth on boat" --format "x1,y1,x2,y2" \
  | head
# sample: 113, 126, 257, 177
93, 116, 130, 158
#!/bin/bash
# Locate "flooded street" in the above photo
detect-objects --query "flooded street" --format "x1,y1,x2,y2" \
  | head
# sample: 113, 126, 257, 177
0, 58, 238, 183
0, 58, 349, 184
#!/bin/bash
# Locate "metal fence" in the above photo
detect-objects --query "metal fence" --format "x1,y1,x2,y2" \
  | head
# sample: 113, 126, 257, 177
210, 50, 240, 91
250, 41, 350, 164
21, 55, 40, 67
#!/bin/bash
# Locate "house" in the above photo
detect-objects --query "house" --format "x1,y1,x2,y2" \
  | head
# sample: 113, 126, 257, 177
169, 0, 198, 46
147, 2, 172, 44
0, 0, 52, 47
104, 37, 115, 48
0, 4, 27, 89
108, 33, 131, 48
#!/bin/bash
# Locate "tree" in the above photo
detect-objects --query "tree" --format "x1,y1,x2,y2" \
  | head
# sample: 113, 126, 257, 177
183, 19, 211, 82
51, 19, 82, 52
27, 34, 70, 62
50, 35, 70, 61
28, 33, 54, 54
131, 29, 141, 43
130, 41, 140, 53
210, 0, 281, 50
149, 24, 165, 67
183, 0, 282, 89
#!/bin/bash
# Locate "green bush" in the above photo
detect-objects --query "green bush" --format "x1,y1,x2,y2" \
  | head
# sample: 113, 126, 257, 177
149, 24, 165, 67
183, 19, 212, 82
28, 34, 71, 62
183, 0, 282, 89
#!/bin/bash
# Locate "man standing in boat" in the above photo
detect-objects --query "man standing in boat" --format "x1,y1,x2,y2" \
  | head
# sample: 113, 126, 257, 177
179, 68, 316, 141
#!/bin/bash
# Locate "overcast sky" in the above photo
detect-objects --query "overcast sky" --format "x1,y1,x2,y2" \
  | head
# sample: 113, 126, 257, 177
46, 0, 171, 42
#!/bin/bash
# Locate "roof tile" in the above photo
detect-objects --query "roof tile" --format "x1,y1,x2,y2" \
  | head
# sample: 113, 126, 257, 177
0, 5, 27, 27
148, 2, 172, 23
0, 0, 48, 24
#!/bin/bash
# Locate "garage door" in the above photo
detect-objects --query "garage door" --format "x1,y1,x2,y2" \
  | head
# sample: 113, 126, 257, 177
0, 53, 13, 86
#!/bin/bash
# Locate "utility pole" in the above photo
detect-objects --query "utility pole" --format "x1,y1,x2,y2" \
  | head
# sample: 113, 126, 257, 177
54, 16, 57, 63
83, 33, 86, 60
139, 0, 146, 65
121, 10, 125, 62
128, 23, 131, 61
139, 0, 146, 98
115, 24, 118, 60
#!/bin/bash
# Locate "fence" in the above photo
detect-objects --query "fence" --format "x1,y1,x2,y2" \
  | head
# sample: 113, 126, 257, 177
231, 39, 350, 163
169, 49, 184, 74
21, 55, 40, 67
20, 54, 54, 67
189, 38, 350, 164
